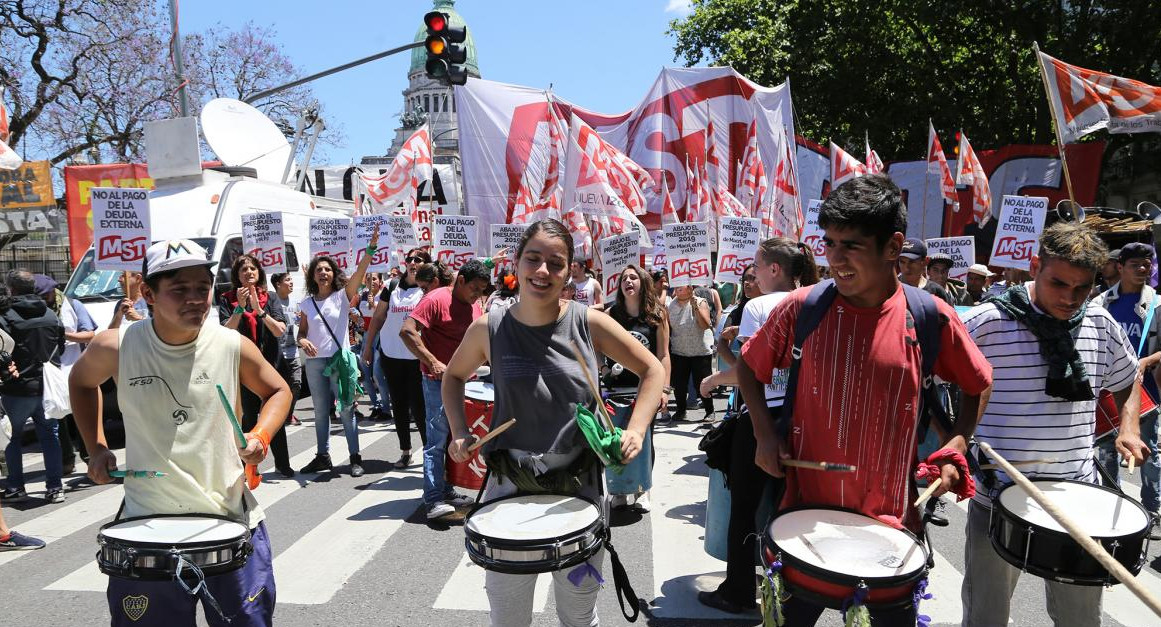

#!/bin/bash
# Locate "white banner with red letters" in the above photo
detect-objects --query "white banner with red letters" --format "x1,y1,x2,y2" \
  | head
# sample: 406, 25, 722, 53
715, 217, 760, 283
433, 215, 480, 271
353, 214, 393, 273
799, 199, 827, 267
924, 236, 975, 280
598, 232, 640, 296
489, 223, 525, 278
662, 221, 712, 287
92, 187, 150, 272
989, 195, 1047, 270
309, 217, 352, 271
241, 211, 287, 274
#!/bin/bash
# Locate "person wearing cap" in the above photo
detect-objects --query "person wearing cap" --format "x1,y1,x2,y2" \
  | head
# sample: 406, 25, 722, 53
1090, 241, 1161, 540
1094, 248, 1122, 298
960, 264, 991, 306
898, 237, 954, 305
70, 239, 292, 627
926, 252, 968, 305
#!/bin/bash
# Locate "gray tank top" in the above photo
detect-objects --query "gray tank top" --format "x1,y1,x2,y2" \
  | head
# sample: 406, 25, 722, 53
484, 300, 600, 456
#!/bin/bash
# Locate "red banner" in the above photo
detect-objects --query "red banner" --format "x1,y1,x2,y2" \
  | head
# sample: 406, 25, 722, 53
64, 164, 154, 265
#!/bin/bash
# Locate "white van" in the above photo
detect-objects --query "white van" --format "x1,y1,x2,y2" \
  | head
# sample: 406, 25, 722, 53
63, 166, 353, 330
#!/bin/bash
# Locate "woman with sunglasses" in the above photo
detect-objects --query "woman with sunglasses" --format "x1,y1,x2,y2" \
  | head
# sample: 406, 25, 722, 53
362, 248, 432, 468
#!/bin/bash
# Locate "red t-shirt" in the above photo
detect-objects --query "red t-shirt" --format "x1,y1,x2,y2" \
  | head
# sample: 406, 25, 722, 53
409, 286, 483, 377
740, 284, 992, 530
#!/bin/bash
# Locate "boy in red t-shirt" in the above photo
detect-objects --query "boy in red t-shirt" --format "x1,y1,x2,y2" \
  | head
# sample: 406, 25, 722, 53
737, 174, 993, 626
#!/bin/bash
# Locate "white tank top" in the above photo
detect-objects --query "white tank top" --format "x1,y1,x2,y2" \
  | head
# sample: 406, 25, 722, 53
572, 277, 598, 306
117, 321, 263, 528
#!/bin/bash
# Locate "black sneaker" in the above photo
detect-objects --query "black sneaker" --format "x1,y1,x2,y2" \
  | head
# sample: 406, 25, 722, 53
350, 454, 365, 478
299, 454, 333, 474
696, 589, 753, 614
1149, 515, 1161, 541
924, 498, 949, 527
276, 466, 296, 479
45, 489, 65, 504
1, 487, 29, 502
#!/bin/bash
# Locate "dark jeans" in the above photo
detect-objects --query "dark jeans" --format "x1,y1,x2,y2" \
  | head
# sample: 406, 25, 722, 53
242, 385, 290, 471
59, 414, 89, 466
382, 354, 426, 451
782, 596, 918, 626
671, 353, 713, 415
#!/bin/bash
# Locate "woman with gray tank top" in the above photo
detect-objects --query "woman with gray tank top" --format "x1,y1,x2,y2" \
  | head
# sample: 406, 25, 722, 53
443, 219, 666, 627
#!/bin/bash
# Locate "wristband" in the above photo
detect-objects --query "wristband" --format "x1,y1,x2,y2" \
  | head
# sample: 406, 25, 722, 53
365, 244, 378, 255
249, 426, 271, 456
482, 257, 495, 270
233, 305, 245, 315
256, 311, 267, 319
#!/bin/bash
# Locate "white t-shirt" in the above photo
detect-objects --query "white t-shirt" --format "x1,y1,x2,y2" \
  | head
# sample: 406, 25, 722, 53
378, 285, 425, 360
963, 297, 1138, 506
302, 291, 351, 359
572, 277, 599, 306
59, 298, 83, 367
739, 292, 790, 409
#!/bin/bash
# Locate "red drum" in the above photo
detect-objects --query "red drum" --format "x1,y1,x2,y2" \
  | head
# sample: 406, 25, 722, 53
1095, 387, 1158, 443
446, 382, 495, 491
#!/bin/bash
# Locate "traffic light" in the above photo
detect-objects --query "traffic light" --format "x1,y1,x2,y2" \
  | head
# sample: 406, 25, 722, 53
424, 11, 468, 86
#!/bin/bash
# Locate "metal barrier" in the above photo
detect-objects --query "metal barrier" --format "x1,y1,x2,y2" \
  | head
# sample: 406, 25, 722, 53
0, 244, 73, 284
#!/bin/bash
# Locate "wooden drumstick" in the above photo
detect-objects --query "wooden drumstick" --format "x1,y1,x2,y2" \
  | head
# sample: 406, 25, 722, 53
1129, 455, 1137, 475
782, 459, 857, 472
914, 478, 943, 508
467, 418, 516, 452
570, 340, 616, 432
979, 442, 1161, 619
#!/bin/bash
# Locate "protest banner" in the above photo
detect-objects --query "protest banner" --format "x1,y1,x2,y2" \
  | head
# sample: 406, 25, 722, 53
353, 214, 393, 273
309, 217, 353, 271
716, 217, 760, 283
0, 160, 59, 235
989, 195, 1048, 271
925, 236, 976, 280
651, 231, 668, 272
433, 215, 480, 271
92, 187, 151, 271
799, 199, 827, 267
598, 232, 641, 295
490, 224, 525, 278
662, 221, 712, 287
241, 211, 287, 274
387, 214, 419, 250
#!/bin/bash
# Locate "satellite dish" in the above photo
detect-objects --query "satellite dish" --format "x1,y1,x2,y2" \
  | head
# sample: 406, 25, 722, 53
200, 98, 295, 183
1137, 201, 1161, 222
1055, 199, 1086, 222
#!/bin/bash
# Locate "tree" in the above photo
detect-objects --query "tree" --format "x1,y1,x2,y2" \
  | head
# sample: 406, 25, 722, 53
669, 0, 1161, 160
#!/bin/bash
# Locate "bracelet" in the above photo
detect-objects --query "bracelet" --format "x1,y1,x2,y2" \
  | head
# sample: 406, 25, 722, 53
249, 427, 271, 456
256, 311, 267, 319
233, 305, 245, 315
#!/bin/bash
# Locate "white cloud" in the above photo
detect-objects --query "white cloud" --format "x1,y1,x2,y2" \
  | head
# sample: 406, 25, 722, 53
665, 0, 692, 16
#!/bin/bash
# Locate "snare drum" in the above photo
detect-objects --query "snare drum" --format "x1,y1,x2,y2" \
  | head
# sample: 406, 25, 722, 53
447, 381, 496, 491
97, 515, 251, 580
465, 493, 605, 574
761, 507, 930, 609
989, 479, 1150, 585
1096, 388, 1159, 443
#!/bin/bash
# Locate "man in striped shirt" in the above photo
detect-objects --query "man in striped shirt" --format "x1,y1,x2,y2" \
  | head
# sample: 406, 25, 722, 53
960, 222, 1150, 627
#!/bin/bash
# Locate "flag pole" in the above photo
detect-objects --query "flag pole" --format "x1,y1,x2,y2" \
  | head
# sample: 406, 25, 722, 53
1032, 41, 1078, 208
923, 121, 932, 239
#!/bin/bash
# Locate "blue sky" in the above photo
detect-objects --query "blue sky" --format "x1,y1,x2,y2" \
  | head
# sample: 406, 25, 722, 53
181, 0, 695, 165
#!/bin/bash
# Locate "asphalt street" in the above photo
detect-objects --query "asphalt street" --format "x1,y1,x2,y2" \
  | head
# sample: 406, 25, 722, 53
2, 393, 1160, 626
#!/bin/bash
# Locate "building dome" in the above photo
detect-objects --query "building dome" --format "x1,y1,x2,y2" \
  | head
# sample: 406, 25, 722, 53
409, 0, 480, 78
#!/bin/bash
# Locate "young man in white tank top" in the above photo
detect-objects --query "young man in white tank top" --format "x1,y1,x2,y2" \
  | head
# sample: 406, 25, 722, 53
71, 240, 293, 627
569, 260, 602, 306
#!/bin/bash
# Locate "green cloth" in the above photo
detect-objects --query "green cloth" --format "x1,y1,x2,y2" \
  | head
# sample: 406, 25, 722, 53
322, 349, 363, 412
576, 404, 624, 472
987, 284, 1093, 401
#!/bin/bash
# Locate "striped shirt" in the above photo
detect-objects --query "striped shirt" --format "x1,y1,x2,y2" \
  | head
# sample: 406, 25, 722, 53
964, 298, 1138, 506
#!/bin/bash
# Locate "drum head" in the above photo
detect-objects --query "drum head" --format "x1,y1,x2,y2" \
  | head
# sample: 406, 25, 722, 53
997, 480, 1150, 537
768, 509, 927, 579
465, 381, 495, 403
467, 494, 599, 541
100, 517, 248, 544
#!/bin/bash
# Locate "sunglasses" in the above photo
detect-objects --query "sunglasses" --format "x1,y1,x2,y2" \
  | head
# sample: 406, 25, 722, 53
405, 256, 426, 263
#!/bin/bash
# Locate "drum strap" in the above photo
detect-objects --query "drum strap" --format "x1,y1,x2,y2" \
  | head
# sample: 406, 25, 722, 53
603, 531, 640, 622
175, 554, 232, 623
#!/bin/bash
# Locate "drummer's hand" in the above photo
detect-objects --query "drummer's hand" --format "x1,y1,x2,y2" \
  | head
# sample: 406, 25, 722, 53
721, 326, 740, 343
619, 428, 645, 463
755, 435, 789, 478
1115, 431, 1150, 467
934, 462, 961, 499
239, 434, 266, 465
699, 373, 718, 398
361, 347, 374, 366
448, 436, 473, 463
88, 446, 118, 485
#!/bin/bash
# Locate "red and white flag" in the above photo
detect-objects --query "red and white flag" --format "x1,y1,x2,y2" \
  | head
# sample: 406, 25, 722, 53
864, 133, 884, 174
562, 113, 649, 245
357, 124, 432, 218
1037, 48, 1161, 144
927, 121, 959, 211
705, 118, 727, 192
0, 87, 10, 143
685, 157, 708, 223
735, 119, 767, 215
661, 179, 680, 225
562, 207, 593, 260
830, 142, 867, 188
512, 102, 566, 224
954, 132, 992, 226
770, 129, 802, 239
0, 87, 20, 170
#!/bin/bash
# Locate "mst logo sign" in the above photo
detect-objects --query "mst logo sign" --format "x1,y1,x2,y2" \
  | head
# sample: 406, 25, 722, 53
247, 246, 284, 269
993, 236, 1035, 261
801, 234, 826, 257
671, 257, 711, 281
98, 235, 147, 262
717, 253, 752, 275
436, 249, 475, 269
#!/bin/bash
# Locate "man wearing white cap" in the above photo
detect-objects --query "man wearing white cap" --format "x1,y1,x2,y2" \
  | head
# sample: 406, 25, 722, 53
70, 239, 292, 627
960, 264, 991, 306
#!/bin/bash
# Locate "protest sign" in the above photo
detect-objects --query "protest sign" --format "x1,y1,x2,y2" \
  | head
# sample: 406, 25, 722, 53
241, 211, 286, 274
92, 187, 151, 271
925, 236, 976, 279
309, 217, 353, 271
353, 214, 392, 273
387, 214, 419, 250
716, 217, 760, 283
799, 199, 827, 266
598, 232, 641, 295
651, 231, 668, 272
662, 221, 712, 287
989, 195, 1048, 270
433, 215, 480, 270
490, 224, 525, 278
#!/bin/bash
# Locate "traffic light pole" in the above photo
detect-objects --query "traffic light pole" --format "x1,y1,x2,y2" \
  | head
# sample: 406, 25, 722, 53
243, 41, 425, 104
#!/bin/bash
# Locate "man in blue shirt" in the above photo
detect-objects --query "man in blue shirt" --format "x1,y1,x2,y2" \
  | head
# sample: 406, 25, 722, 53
1092, 242, 1161, 539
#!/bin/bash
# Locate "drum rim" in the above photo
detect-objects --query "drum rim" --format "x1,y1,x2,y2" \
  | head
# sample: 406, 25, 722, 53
98, 513, 250, 551
993, 478, 1151, 539
762, 505, 930, 587
987, 514, 1145, 585
465, 493, 604, 548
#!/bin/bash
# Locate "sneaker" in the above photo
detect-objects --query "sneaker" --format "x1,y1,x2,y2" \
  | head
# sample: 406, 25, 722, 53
276, 466, 296, 479
445, 492, 474, 508
62, 461, 76, 475
671, 411, 687, 423
427, 502, 456, 520
0, 488, 29, 503
45, 489, 65, 504
393, 452, 413, 469
299, 454, 333, 474
0, 530, 46, 551
378, 410, 394, 422
655, 411, 671, 424
696, 589, 752, 614
1149, 516, 1161, 541
689, 397, 703, 410
924, 498, 949, 527
350, 454, 365, 478
632, 493, 651, 513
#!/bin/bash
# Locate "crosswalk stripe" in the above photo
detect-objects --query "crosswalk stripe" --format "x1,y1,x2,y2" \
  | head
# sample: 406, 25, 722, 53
43, 427, 393, 593
432, 553, 551, 613
0, 487, 124, 568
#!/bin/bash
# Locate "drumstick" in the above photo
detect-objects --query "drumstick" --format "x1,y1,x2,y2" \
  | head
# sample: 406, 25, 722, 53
782, 459, 857, 472
1129, 455, 1137, 475
914, 478, 942, 508
570, 340, 616, 433
109, 470, 167, 478
467, 418, 516, 452
979, 441, 1161, 619
216, 384, 261, 490
979, 458, 1056, 471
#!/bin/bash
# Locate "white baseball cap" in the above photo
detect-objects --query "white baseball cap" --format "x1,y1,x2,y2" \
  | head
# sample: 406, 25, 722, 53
143, 239, 216, 278
967, 263, 990, 277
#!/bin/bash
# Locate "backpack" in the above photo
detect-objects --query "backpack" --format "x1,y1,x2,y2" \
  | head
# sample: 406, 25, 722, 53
775, 280, 952, 440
